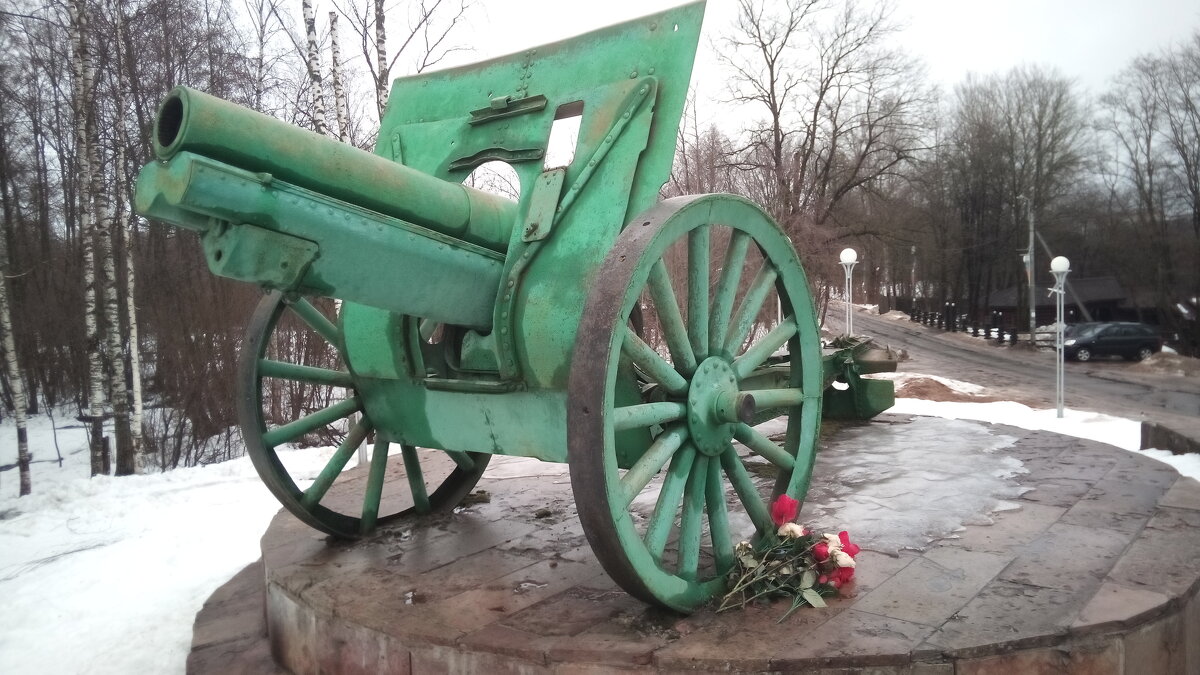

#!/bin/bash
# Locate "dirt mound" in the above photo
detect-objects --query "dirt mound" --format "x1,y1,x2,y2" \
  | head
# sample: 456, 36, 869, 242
1136, 351, 1200, 378
895, 377, 1001, 403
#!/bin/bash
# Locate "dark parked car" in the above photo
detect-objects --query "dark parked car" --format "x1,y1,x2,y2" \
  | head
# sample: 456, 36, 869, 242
1063, 322, 1162, 362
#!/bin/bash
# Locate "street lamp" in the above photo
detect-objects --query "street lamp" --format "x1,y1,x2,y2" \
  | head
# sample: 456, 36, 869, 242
839, 248, 858, 336
1049, 256, 1070, 418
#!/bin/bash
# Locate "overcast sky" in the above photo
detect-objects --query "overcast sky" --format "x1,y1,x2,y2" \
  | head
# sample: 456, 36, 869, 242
454, 0, 1200, 102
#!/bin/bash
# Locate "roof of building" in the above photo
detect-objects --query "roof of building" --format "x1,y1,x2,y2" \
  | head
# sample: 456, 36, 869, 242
989, 276, 1126, 309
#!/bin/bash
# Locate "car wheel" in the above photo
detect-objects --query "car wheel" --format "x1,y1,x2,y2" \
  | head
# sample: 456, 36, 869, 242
1135, 347, 1153, 362
1075, 347, 1092, 362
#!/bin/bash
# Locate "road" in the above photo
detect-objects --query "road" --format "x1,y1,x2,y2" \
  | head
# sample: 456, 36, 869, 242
830, 305, 1200, 434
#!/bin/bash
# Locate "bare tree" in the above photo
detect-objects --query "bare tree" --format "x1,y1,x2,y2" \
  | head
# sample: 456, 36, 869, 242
329, 11, 350, 142
68, 0, 110, 475
332, 0, 474, 122
668, 95, 740, 196
301, 0, 329, 135
0, 67, 31, 495
1100, 37, 1200, 355
722, 0, 931, 231
939, 67, 1087, 324
111, 0, 145, 471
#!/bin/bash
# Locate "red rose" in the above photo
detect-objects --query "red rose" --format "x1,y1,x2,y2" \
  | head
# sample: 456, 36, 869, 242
812, 541, 830, 563
838, 531, 861, 558
829, 577, 842, 589
818, 574, 828, 584
771, 495, 800, 526
832, 566, 855, 585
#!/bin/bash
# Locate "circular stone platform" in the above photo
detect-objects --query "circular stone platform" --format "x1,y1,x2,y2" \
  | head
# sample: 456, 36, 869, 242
232, 415, 1200, 674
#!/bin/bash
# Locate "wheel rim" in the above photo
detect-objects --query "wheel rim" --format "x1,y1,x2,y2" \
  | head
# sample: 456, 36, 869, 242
1137, 348, 1152, 361
568, 195, 822, 612
1076, 348, 1091, 362
238, 291, 489, 538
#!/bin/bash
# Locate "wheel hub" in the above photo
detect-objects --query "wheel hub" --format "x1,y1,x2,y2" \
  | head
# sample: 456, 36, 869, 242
687, 357, 752, 456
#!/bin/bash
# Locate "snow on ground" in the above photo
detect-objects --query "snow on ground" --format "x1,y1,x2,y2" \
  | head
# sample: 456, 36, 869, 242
866, 371, 986, 396
0, 380, 1197, 673
0, 414, 348, 675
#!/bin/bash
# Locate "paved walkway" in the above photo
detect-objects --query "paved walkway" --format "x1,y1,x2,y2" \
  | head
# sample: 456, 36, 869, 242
188, 417, 1200, 674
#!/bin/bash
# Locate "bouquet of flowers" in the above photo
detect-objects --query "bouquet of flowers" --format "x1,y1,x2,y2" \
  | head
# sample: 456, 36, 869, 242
717, 495, 861, 622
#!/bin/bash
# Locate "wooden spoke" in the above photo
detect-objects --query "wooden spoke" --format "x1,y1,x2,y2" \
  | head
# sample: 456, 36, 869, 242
704, 457, 735, 572
620, 426, 688, 508
687, 227, 710, 361
719, 447, 773, 534
612, 402, 688, 431
401, 444, 431, 514
360, 439, 390, 534
676, 455, 709, 580
286, 297, 341, 347
732, 318, 797, 380
648, 260, 698, 376
258, 359, 354, 387
733, 424, 796, 470
723, 265, 778, 355
708, 230, 750, 354
301, 418, 373, 509
643, 444, 696, 559
622, 326, 688, 395
261, 396, 362, 448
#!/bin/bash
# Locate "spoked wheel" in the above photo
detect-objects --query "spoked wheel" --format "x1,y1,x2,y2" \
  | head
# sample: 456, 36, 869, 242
568, 195, 823, 612
238, 291, 489, 538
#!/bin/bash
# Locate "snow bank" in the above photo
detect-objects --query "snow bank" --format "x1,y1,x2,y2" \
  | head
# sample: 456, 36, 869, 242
0, 414, 330, 675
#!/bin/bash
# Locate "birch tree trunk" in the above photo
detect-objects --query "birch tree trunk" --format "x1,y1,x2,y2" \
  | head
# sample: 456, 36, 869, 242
301, 0, 328, 135
0, 209, 31, 495
374, 0, 388, 122
111, 0, 139, 474
69, 0, 109, 476
329, 12, 350, 143
98, 175, 130, 475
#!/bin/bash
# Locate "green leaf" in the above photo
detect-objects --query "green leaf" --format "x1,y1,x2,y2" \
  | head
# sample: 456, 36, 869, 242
801, 588, 826, 608
800, 570, 816, 589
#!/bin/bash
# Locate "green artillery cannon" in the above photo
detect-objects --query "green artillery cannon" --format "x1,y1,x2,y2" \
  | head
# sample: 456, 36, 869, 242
135, 1, 894, 612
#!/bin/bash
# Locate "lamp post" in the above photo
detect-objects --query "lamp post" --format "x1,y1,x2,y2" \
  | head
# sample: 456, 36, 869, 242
839, 248, 858, 336
1049, 256, 1070, 418
1019, 195, 1036, 346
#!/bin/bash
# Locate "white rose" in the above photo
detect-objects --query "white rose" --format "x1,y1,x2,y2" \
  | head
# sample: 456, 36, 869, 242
832, 549, 857, 568
823, 533, 843, 553
777, 523, 806, 538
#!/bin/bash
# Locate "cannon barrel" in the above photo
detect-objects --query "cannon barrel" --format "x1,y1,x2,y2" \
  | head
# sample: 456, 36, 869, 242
135, 88, 520, 329
147, 86, 517, 251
